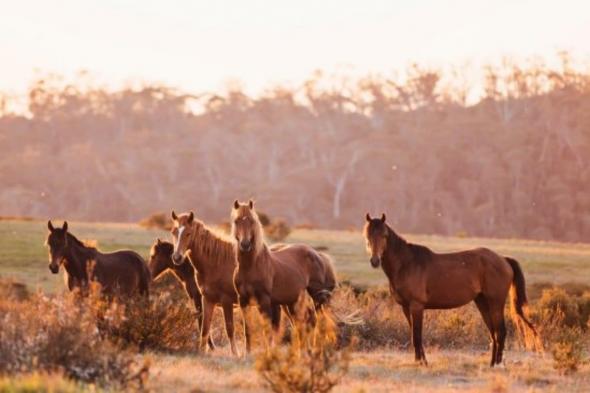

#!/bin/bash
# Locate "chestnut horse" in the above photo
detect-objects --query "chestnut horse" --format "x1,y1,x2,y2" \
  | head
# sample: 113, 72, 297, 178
232, 200, 337, 351
45, 220, 150, 297
148, 239, 215, 350
364, 213, 538, 366
170, 211, 241, 355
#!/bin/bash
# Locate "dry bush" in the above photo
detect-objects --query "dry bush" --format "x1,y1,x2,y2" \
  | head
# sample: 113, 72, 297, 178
0, 372, 93, 393
256, 211, 272, 227
256, 312, 351, 393
138, 212, 172, 230
266, 219, 292, 242
333, 285, 488, 351
98, 291, 198, 352
0, 279, 29, 302
0, 287, 148, 389
551, 327, 586, 374
533, 287, 586, 329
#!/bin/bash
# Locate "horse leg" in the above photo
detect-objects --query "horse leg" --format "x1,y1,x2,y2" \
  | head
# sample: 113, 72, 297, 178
193, 292, 215, 350
410, 303, 427, 365
239, 296, 252, 353
402, 304, 411, 328
489, 302, 507, 366
257, 295, 276, 346
222, 300, 238, 356
271, 303, 281, 332
474, 294, 497, 367
199, 297, 215, 352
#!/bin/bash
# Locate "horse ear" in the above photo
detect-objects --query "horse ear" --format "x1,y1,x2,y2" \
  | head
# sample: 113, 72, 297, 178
62, 221, 68, 232
380, 213, 386, 223
233, 200, 240, 209
188, 211, 194, 223
365, 213, 371, 222
48, 220, 55, 232
156, 238, 162, 245
171, 211, 178, 221
248, 199, 254, 209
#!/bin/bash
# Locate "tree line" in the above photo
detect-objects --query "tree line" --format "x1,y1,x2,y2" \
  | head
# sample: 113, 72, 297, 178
1, 53, 589, 242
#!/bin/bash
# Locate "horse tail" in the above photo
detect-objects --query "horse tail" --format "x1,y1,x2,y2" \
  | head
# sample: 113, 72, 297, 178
312, 252, 337, 308
506, 256, 541, 350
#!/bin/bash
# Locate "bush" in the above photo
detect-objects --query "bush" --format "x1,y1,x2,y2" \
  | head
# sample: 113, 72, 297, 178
0, 373, 93, 393
0, 279, 29, 302
551, 327, 585, 374
256, 313, 351, 393
0, 287, 149, 390
266, 219, 291, 242
139, 212, 172, 230
534, 287, 583, 329
99, 291, 198, 352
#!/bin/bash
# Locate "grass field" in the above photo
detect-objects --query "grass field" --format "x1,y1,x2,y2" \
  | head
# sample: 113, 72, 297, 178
2, 218, 589, 292
1, 218, 589, 392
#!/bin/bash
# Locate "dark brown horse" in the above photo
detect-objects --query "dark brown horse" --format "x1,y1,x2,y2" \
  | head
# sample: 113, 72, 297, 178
170, 211, 241, 355
363, 213, 538, 366
148, 238, 215, 350
232, 200, 337, 351
45, 220, 150, 297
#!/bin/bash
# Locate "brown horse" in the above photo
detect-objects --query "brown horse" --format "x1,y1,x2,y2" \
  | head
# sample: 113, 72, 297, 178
45, 220, 150, 297
148, 239, 215, 350
232, 200, 337, 351
363, 213, 538, 366
170, 211, 241, 355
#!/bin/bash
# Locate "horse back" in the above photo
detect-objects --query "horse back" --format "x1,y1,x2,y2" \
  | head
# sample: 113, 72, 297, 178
93, 250, 150, 296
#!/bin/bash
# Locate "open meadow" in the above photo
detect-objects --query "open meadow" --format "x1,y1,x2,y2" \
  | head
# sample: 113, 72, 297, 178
1, 218, 589, 392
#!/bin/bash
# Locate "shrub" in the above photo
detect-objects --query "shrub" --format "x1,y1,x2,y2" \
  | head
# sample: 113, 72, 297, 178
266, 219, 291, 242
0, 373, 93, 393
256, 313, 351, 393
138, 212, 172, 230
256, 211, 272, 227
0, 279, 29, 302
535, 287, 582, 328
551, 327, 585, 374
0, 289, 148, 389
99, 291, 198, 352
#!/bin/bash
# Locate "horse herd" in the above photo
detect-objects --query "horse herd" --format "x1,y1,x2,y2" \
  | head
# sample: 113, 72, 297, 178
45, 200, 538, 366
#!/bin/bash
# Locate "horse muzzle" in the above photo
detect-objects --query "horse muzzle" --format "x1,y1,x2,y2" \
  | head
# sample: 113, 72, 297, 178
49, 263, 60, 274
370, 256, 381, 268
239, 240, 252, 253
171, 252, 184, 266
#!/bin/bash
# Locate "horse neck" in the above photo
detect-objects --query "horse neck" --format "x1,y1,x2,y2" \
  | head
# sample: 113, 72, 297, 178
237, 242, 271, 271
64, 238, 96, 282
173, 260, 196, 282
188, 223, 234, 274
382, 227, 412, 279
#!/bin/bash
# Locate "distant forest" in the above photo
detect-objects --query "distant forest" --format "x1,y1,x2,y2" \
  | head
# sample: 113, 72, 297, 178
1, 53, 589, 242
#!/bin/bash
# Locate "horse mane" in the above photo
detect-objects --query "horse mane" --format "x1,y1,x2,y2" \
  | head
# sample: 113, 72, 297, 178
387, 225, 433, 262
192, 219, 236, 266
66, 231, 97, 252
152, 240, 173, 255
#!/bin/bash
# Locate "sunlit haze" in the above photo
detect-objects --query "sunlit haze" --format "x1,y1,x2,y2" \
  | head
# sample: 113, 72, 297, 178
1, 0, 589, 96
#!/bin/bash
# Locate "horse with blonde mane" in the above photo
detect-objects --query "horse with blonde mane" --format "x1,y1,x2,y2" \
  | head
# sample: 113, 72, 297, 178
232, 200, 337, 352
170, 211, 240, 354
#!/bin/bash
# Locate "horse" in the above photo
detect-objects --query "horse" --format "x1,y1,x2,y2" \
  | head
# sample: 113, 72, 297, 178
170, 210, 242, 355
363, 213, 538, 366
45, 220, 150, 297
148, 238, 215, 350
232, 200, 337, 351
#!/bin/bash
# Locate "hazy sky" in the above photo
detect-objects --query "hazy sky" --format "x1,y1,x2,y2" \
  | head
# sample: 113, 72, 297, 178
1, 0, 588, 95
